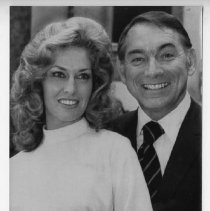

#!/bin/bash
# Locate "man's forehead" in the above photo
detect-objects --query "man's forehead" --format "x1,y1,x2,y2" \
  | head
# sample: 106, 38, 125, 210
125, 23, 182, 51
127, 23, 180, 41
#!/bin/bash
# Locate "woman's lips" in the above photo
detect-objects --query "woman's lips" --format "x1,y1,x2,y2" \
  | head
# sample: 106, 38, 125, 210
58, 99, 79, 106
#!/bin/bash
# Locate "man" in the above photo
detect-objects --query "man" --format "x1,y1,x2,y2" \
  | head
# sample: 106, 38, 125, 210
110, 11, 201, 211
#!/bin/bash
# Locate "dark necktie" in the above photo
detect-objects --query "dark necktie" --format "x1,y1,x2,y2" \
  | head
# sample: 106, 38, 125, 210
137, 121, 165, 203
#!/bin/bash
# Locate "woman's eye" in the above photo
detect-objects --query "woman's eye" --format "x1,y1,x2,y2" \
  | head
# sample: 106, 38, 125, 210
52, 71, 66, 78
77, 73, 91, 80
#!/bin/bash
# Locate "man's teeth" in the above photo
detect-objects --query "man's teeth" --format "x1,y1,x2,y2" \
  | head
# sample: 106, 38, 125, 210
59, 99, 77, 105
143, 83, 168, 90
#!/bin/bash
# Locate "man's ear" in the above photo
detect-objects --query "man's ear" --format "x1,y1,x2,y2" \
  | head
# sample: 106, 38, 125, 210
117, 57, 126, 84
187, 48, 197, 76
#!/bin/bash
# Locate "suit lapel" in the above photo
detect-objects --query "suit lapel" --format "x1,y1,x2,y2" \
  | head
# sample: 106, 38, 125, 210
124, 110, 138, 151
158, 100, 201, 197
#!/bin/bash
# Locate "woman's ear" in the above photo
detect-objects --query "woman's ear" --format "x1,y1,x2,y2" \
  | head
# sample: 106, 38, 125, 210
187, 48, 197, 76
116, 57, 126, 84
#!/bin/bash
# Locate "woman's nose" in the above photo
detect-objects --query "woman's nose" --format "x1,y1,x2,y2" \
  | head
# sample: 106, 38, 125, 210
63, 77, 76, 94
144, 57, 163, 76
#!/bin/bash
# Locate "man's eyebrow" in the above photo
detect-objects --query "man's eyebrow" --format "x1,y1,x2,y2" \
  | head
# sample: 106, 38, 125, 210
127, 49, 145, 56
158, 43, 176, 51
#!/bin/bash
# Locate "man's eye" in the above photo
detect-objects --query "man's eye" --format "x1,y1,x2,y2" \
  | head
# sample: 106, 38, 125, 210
52, 72, 66, 78
77, 73, 91, 80
161, 53, 175, 60
130, 57, 145, 65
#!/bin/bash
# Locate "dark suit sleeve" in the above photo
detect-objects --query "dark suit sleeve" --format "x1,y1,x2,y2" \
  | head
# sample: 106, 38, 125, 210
153, 100, 202, 211
154, 158, 201, 211
153, 154, 201, 210
153, 197, 201, 211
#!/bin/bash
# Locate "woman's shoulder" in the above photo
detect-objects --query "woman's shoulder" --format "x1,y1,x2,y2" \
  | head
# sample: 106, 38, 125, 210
10, 152, 29, 176
93, 128, 128, 139
10, 150, 36, 167
90, 129, 137, 164
88, 128, 132, 150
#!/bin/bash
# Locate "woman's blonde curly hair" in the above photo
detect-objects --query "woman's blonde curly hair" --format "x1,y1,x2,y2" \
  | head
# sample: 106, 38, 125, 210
11, 17, 117, 152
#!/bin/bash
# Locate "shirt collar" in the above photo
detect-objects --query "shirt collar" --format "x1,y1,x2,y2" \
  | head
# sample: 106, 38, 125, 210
137, 92, 191, 143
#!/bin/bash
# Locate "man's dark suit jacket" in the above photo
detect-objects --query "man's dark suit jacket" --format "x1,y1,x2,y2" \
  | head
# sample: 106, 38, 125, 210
109, 99, 202, 211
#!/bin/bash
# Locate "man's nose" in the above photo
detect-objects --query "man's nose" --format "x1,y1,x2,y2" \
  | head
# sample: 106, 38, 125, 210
63, 77, 76, 94
144, 57, 163, 76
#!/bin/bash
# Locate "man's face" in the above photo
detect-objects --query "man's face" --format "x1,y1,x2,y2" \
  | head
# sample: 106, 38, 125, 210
120, 24, 195, 120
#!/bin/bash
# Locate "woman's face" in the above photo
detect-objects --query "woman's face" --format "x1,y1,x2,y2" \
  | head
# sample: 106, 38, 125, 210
42, 47, 93, 130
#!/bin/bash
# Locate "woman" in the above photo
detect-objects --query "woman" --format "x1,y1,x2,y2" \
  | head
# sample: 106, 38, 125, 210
10, 17, 152, 211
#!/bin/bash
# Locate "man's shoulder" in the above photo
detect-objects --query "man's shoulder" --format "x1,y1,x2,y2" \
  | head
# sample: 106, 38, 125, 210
186, 99, 202, 125
114, 110, 137, 122
191, 99, 202, 114
178, 99, 202, 148
108, 110, 138, 132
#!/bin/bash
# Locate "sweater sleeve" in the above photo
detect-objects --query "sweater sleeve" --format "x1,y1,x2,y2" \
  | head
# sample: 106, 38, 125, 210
110, 136, 153, 211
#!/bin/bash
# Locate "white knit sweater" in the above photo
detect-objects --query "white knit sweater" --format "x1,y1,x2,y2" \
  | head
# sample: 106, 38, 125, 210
10, 118, 152, 211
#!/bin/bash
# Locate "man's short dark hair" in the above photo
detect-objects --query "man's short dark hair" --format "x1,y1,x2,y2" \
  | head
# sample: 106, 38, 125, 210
118, 11, 192, 61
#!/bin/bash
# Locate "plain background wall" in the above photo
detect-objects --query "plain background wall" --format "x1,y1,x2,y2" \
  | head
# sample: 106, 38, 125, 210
184, 6, 202, 104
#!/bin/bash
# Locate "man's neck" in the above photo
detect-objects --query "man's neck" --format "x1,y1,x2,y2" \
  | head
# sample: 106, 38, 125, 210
141, 93, 187, 121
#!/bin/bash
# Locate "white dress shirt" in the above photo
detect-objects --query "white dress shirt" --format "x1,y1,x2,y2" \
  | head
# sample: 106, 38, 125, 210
137, 93, 191, 174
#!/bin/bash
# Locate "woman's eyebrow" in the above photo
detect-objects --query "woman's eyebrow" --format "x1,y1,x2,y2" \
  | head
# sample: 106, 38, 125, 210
51, 65, 67, 71
52, 65, 91, 73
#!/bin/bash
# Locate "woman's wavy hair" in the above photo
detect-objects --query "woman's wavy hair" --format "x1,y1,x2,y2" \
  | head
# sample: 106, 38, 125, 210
11, 17, 116, 152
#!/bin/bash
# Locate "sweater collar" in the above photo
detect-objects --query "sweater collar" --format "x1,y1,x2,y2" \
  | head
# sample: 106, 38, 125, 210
42, 118, 90, 146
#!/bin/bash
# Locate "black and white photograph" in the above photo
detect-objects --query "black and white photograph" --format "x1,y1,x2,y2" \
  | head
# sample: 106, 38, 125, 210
1, 0, 209, 210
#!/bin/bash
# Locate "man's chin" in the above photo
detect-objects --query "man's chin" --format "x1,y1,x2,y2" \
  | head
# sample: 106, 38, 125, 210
139, 98, 172, 114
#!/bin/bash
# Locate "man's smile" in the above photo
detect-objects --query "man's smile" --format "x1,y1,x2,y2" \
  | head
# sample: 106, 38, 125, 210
142, 82, 169, 90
